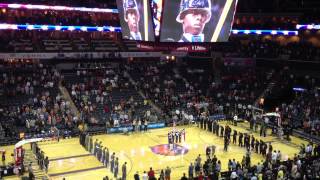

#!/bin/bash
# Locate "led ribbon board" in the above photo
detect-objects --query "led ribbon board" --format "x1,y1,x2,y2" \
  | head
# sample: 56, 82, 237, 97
231, 29, 298, 36
296, 24, 320, 30
0, 3, 118, 13
0, 24, 298, 37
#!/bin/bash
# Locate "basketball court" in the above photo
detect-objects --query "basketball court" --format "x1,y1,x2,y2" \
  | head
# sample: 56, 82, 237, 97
2, 122, 307, 180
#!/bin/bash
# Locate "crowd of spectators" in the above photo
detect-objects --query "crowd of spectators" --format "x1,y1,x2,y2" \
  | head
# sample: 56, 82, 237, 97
292, 89, 320, 135
0, 9, 119, 26
0, 1, 319, 178
126, 59, 320, 142
127, 60, 270, 125
0, 61, 77, 144
1, 30, 320, 63
270, 68, 320, 135
0, 59, 319, 139
64, 62, 155, 128
0, 58, 319, 179
0, 30, 118, 53
189, 122, 320, 179
0, 30, 114, 43
236, 0, 311, 13
0, 0, 312, 13
233, 15, 299, 30
225, 39, 320, 62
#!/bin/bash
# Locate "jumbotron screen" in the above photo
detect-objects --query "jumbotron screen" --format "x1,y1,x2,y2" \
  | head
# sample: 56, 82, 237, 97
160, 0, 238, 42
116, 0, 155, 41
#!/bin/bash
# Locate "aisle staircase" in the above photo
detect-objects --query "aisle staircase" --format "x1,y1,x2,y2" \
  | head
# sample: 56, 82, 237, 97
24, 149, 49, 180
254, 70, 276, 107
59, 83, 80, 117
124, 66, 163, 114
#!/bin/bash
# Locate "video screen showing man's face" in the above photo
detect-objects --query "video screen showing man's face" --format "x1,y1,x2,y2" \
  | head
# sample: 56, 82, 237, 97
181, 9, 210, 35
160, 0, 238, 42
126, 9, 140, 33
116, 0, 155, 41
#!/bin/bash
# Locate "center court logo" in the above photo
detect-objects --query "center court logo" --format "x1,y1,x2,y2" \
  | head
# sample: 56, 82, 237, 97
150, 144, 189, 156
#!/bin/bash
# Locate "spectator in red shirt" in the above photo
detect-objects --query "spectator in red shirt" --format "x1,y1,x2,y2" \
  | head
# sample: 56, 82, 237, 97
148, 167, 155, 179
197, 171, 204, 180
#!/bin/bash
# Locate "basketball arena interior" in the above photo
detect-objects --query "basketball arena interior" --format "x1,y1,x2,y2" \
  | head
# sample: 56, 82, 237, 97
0, 0, 320, 180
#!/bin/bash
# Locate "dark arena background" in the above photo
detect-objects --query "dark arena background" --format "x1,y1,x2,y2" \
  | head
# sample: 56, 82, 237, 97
0, 0, 320, 180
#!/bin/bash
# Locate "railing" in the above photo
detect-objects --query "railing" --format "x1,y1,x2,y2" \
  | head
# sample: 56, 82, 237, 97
107, 122, 166, 134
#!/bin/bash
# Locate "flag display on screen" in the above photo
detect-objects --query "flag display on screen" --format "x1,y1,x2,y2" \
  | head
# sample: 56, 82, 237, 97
151, 0, 163, 36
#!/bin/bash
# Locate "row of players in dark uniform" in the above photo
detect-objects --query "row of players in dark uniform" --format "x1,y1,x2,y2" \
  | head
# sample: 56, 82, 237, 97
200, 118, 273, 156
80, 132, 125, 178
